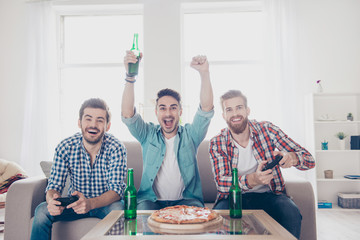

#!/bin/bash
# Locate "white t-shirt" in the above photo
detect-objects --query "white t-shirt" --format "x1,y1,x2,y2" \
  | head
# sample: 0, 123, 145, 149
153, 136, 185, 200
233, 139, 270, 193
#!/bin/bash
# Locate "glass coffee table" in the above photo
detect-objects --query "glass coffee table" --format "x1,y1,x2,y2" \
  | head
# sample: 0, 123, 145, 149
81, 210, 295, 240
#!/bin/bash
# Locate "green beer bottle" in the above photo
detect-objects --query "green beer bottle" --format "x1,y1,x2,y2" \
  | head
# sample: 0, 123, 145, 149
124, 168, 137, 219
128, 33, 140, 77
229, 168, 242, 218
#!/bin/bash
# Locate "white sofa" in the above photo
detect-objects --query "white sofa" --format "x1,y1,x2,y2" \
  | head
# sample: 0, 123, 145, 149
4, 141, 316, 240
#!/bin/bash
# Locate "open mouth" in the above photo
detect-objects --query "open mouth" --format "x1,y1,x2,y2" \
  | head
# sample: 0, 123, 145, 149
231, 117, 242, 123
87, 128, 99, 135
163, 118, 174, 128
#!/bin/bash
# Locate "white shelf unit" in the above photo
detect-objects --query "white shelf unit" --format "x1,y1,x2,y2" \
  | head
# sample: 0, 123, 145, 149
306, 93, 360, 209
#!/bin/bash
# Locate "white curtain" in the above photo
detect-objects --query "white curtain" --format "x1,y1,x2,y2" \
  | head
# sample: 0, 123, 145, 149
20, 1, 59, 176
264, 0, 317, 191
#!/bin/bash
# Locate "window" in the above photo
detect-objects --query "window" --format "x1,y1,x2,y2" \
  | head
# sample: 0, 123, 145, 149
182, 2, 277, 139
53, 1, 281, 143
57, 6, 143, 141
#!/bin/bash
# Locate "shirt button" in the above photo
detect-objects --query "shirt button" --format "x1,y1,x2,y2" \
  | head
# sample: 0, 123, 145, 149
150, 179, 153, 182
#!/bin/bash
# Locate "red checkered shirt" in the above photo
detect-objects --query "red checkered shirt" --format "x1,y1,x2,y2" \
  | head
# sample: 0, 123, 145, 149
209, 120, 315, 202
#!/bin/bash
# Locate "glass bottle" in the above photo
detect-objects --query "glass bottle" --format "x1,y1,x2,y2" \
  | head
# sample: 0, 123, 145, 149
124, 168, 137, 219
128, 33, 140, 77
229, 168, 242, 218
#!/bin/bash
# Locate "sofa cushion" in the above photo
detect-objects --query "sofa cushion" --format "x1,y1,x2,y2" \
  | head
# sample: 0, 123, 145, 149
40, 161, 52, 178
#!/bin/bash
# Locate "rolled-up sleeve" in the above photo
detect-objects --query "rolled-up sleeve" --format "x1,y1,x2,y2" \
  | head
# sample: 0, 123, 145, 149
107, 144, 127, 197
122, 110, 151, 144
188, 106, 214, 146
269, 123, 315, 170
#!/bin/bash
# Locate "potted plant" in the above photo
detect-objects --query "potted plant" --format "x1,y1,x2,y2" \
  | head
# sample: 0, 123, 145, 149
347, 113, 354, 121
335, 132, 347, 150
321, 140, 328, 150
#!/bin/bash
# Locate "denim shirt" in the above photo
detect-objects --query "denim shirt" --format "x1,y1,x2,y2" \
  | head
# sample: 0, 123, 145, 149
122, 107, 214, 204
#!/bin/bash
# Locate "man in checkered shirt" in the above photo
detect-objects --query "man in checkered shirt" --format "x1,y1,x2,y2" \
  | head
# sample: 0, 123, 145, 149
30, 98, 127, 240
209, 90, 315, 239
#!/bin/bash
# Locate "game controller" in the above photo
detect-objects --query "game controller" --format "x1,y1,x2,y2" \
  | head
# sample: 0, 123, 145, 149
55, 196, 79, 207
262, 155, 283, 171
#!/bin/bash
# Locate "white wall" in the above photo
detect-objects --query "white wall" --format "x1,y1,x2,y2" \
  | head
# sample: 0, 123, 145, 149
279, 0, 360, 147
0, 0, 27, 163
1, 0, 360, 165
295, 0, 360, 95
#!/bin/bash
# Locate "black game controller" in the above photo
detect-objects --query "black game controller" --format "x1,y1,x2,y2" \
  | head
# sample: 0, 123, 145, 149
55, 196, 79, 207
262, 155, 283, 171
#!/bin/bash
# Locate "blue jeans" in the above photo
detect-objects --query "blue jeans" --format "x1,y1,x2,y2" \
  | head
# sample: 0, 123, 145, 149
138, 198, 204, 210
30, 200, 123, 240
213, 192, 302, 239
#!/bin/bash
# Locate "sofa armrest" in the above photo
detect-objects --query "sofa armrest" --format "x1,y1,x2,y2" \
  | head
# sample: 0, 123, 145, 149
286, 177, 317, 240
4, 176, 48, 240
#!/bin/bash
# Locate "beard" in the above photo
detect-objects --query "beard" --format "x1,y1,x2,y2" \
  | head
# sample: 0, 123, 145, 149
81, 127, 105, 145
227, 115, 248, 134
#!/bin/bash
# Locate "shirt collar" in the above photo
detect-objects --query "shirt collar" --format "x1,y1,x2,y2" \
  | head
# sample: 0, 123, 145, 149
79, 133, 107, 154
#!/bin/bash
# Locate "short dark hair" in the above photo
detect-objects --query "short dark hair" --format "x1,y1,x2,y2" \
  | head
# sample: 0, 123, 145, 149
220, 90, 248, 110
156, 88, 182, 108
79, 98, 111, 123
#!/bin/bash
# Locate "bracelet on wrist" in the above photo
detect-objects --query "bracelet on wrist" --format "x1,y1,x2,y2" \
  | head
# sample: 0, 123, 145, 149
126, 73, 137, 78
125, 77, 136, 83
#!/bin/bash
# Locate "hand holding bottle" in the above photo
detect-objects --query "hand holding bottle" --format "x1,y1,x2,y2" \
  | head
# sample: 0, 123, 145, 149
125, 33, 142, 77
124, 50, 142, 76
190, 55, 209, 73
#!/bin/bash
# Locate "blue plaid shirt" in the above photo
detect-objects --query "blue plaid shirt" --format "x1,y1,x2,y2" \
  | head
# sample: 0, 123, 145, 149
46, 132, 127, 198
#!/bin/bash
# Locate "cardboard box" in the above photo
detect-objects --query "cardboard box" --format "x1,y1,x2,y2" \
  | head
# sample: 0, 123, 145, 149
338, 192, 360, 209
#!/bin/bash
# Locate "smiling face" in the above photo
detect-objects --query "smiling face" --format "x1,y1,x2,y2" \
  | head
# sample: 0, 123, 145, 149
222, 96, 250, 135
78, 107, 110, 145
155, 95, 182, 139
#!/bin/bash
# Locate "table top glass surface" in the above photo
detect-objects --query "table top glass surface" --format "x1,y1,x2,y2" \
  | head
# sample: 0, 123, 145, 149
105, 212, 270, 236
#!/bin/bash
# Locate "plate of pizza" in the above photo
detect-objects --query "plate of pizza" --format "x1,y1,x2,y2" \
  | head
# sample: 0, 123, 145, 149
147, 205, 223, 234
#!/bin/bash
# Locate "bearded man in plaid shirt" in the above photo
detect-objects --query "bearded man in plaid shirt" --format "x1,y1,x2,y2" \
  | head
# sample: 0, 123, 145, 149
31, 98, 127, 240
209, 90, 315, 239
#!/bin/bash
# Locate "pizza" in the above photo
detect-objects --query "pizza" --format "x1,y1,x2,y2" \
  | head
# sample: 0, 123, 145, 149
149, 205, 219, 224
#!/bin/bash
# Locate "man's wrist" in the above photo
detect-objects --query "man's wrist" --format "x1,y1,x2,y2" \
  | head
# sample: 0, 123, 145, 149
293, 153, 300, 166
125, 73, 136, 83
198, 70, 210, 77
246, 173, 256, 189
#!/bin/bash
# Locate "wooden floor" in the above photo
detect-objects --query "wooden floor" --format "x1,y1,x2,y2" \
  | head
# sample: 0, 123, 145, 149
0, 209, 359, 240
317, 209, 360, 240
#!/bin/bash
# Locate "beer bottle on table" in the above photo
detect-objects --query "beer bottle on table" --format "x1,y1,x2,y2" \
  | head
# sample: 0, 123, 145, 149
229, 168, 242, 218
124, 168, 137, 219
128, 33, 140, 77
